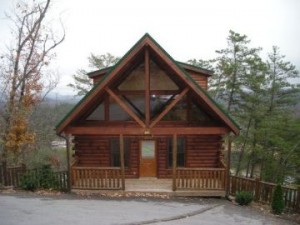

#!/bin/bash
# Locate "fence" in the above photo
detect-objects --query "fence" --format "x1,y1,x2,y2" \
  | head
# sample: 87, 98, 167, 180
0, 163, 26, 187
230, 176, 300, 212
0, 163, 68, 191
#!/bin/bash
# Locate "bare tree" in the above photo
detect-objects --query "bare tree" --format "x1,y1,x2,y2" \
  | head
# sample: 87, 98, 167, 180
0, 0, 65, 165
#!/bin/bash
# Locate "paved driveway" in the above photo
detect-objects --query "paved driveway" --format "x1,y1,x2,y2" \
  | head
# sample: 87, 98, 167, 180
0, 194, 297, 225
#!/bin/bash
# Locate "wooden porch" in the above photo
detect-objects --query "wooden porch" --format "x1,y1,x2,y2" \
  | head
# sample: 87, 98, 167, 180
71, 166, 227, 196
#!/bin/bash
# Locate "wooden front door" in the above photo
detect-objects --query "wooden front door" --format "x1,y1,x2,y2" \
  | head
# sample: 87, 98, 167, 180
140, 140, 156, 177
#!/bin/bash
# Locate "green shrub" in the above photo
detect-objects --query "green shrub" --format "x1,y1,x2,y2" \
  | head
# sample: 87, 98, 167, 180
271, 184, 285, 214
20, 165, 59, 191
39, 165, 59, 189
20, 174, 38, 191
235, 191, 253, 206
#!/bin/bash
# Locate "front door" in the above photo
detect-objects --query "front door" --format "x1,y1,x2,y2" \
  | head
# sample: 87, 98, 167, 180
140, 140, 156, 177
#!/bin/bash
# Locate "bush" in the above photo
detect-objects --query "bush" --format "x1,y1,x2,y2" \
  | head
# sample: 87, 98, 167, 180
271, 184, 285, 214
20, 165, 59, 191
235, 191, 253, 206
20, 174, 38, 191
39, 165, 59, 189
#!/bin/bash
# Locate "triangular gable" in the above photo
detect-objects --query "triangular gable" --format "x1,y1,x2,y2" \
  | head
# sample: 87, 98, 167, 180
56, 33, 240, 135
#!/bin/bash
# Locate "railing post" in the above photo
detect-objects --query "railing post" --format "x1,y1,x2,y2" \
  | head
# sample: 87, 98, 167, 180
172, 134, 177, 191
66, 134, 72, 192
226, 135, 232, 197
296, 187, 300, 212
120, 134, 125, 190
3, 161, 8, 186
254, 178, 260, 202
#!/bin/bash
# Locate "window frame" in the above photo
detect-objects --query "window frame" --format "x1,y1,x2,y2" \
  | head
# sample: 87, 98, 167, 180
167, 137, 185, 168
110, 137, 130, 168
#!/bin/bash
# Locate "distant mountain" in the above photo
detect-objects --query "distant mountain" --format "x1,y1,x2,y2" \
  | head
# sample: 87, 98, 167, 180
44, 94, 82, 105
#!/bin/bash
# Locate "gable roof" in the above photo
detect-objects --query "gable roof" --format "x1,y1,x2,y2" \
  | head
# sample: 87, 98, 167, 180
56, 33, 240, 135
87, 61, 213, 78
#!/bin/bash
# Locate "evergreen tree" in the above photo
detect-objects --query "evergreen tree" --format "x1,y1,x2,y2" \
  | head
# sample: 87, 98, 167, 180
68, 53, 119, 96
271, 184, 285, 214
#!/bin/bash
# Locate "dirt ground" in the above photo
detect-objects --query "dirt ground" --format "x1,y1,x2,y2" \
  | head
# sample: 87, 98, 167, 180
0, 189, 299, 225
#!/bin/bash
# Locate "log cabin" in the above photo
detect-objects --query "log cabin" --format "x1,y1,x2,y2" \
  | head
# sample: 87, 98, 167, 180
56, 34, 240, 196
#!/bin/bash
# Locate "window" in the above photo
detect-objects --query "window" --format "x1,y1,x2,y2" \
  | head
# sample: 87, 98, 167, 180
86, 102, 104, 120
110, 138, 130, 167
168, 137, 185, 167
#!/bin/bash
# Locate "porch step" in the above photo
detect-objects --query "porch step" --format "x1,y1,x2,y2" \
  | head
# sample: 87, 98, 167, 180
125, 178, 172, 192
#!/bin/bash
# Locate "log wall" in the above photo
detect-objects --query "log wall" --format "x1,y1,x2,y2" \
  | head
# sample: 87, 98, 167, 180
74, 135, 223, 179
188, 72, 208, 90
185, 135, 222, 168
73, 135, 139, 178
157, 135, 223, 178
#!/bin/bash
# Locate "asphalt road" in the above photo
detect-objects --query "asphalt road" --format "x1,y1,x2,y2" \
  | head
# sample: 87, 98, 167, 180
0, 194, 297, 225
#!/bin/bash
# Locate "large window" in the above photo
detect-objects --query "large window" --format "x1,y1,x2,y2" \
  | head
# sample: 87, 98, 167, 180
110, 138, 130, 167
168, 137, 185, 167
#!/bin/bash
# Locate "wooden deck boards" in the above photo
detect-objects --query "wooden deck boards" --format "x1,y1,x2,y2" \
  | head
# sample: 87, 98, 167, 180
72, 178, 225, 197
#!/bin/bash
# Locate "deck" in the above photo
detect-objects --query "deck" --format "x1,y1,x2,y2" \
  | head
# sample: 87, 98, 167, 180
72, 177, 225, 197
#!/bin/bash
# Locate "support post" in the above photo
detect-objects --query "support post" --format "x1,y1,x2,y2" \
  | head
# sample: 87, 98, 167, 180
226, 135, 232, 197
254, 177, 261, 202
172, 134, 177, 191
3, 161, 7, 186
296, 187, 300, 211
145, 47, 150, 127
120, 134, 125, 190
66, 134, 71, 192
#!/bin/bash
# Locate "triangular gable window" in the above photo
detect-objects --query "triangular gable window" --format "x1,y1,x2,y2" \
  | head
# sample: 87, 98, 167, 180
109, 97, 133, 121
86, 102, 104, 120
150, 60, 178, 90
162, 96, 187, 121
118, 63, 145, 91
190, 101, 214, 125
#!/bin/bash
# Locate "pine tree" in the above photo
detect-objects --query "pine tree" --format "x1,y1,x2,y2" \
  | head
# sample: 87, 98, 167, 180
271, 184, 285, 214
68, 53, 119, 96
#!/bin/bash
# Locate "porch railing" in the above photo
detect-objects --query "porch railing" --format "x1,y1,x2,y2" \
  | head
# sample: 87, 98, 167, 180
72, 166, 122, 190
230, 176, 300, 211
175, 168, 226, 190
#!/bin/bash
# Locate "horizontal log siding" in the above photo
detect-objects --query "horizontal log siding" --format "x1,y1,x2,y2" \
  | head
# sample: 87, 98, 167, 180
186, 135, 222, 168
74, 135, 139, 178
157, 135, 223, 178
189, 72, 208, 90
126, 138, 139, 178
157, 137, 172, 178
74, 136, 110, 167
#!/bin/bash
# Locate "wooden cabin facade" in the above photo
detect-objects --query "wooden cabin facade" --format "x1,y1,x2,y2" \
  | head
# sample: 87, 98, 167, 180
56, 34, 239, 196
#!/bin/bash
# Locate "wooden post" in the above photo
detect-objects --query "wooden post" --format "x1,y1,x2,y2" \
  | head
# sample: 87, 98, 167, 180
172, 134, 177, 191
296, 187, 300, 211
66, 134, 71, 192
254, 178, 261, 202
120, 134, 125, 190
145, 47, 150, 127
3, 161, 7, 186
226, 135, 232, 197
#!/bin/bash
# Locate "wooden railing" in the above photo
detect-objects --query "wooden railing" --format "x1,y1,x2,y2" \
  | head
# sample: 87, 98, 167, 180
175, 168, 226, 190
230, 176, 300, 212
72, 166, 122, 190
0, 163, 26, 187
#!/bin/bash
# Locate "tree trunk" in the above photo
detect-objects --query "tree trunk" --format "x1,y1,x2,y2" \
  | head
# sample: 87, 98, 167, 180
235, 118, 252, 176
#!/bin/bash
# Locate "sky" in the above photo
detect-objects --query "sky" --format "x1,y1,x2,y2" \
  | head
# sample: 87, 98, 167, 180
0, 0, 300, 95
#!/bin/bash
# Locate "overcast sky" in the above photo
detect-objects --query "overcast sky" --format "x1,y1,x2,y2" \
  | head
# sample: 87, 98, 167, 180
0, 0, 300, 95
